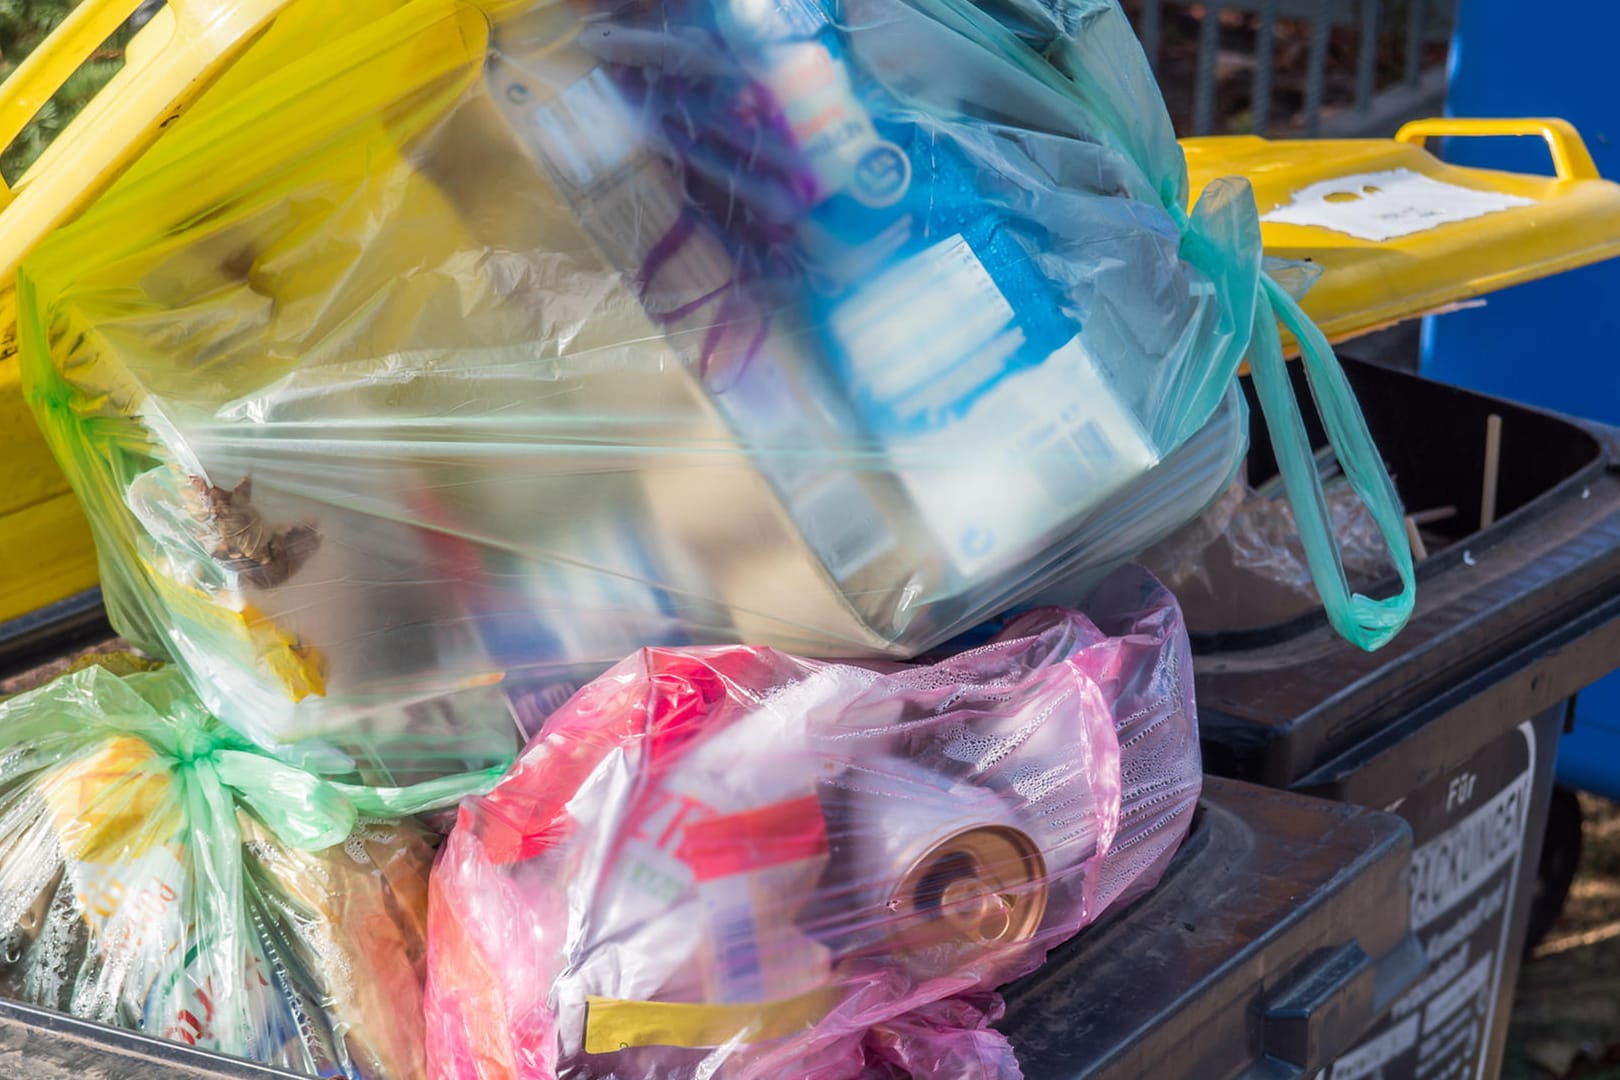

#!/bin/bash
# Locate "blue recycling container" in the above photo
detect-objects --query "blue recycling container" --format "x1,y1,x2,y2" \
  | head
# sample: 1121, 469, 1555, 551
1422, 0, 1620, 800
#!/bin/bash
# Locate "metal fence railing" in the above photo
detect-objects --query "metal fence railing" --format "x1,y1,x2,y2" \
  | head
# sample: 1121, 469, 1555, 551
1124, 0, 1456, 138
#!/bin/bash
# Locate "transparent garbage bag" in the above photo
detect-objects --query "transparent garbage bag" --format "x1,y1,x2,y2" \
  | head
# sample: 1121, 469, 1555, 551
1141, 459, 1393, 635
19, 0, 1411, 760
0, 663, 503, 1078
423, 565, 1199, 1079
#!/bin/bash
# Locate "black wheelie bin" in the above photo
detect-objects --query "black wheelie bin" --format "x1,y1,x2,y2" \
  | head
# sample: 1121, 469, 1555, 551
1155, 126, 1620, 1080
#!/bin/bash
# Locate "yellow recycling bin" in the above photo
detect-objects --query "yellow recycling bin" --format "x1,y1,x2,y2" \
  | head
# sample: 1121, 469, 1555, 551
1184, 119, 1620, 351
0, 0, 301, 623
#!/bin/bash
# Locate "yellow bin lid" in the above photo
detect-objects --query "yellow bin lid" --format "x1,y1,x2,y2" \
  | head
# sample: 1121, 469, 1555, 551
1183, 119, 1620, 349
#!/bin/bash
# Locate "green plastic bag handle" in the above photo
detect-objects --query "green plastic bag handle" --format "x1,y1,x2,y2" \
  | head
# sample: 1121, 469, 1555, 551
1168, 175, 1415, 652
209, 748, 508, 851
0, 663, 510, 1052
76, 665, 512, 851
1247, 275, 1417, 650
869, 3, 1417, 647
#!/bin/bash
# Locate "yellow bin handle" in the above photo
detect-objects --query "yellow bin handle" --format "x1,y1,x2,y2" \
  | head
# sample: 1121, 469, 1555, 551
0, 0, 295, 285
1395, 117, 1602, 182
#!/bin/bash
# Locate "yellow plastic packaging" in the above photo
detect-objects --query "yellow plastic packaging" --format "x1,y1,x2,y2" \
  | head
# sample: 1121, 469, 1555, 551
0, 662, 504, 1077
0, 0, 548, 625
0, 0, 320, 623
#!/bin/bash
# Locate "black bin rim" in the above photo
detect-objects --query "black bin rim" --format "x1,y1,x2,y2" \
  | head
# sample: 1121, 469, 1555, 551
1188, 358, 1607, 654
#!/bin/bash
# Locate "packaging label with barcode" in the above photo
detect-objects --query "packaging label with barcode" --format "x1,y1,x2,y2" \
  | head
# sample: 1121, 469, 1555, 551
522, 66, 641, 192
830, 234, 1156, 580
832, 234, 1021, 416
889, 334, 1157, 580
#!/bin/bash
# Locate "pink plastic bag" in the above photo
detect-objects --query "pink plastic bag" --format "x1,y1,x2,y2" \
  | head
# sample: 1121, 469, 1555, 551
424, 567, 1199, 1079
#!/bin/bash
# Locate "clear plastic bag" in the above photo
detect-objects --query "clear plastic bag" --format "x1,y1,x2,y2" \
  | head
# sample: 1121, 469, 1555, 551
19, 0, 1410, 758
1142, 461, 1393, 634
0, 663, 502, 1078
423, 565, 1199, 1079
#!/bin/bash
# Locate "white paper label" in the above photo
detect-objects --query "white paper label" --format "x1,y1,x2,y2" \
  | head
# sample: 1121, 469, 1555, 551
1407, 769, 1532, 932
1262, 169, 1535, 243
1330, 1014, 1422, 1080
525, 67, 641, 191
888, 334, 1157, 580
832, 234, 1021, 410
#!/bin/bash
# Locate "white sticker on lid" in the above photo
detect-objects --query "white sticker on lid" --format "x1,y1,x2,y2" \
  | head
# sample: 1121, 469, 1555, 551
1262, 168, 1535, 242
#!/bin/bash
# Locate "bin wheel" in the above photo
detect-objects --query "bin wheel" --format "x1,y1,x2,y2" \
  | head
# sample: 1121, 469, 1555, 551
1524, 785, 1583, 957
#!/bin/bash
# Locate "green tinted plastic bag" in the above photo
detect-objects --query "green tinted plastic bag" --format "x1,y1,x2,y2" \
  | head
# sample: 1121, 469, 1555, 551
17, 0, 1413, 763
0, 663, 503, 1078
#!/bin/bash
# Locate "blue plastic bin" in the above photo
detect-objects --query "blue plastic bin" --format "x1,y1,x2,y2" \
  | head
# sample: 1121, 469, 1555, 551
1422, 0, 1620, 800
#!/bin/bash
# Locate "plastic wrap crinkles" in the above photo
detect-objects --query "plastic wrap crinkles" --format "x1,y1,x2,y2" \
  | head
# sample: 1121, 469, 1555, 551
424, 566, 1199, 1079
0, 664, 501, 1079
19, 0, 1412, 760
1142, 465, 1394, 634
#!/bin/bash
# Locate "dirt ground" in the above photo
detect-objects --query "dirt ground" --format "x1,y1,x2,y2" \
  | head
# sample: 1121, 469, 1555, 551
1505, 795, 1620, 1080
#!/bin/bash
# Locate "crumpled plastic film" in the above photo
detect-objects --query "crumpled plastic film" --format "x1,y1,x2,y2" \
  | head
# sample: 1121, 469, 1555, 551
423, 565, 1200, 1079
18, 0, 1410, 760
1142, 464, 1393, 634
0, 664, 504, 1078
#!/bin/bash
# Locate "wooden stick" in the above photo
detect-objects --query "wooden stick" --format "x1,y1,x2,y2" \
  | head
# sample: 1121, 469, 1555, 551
1405, 515, 1429, 561
1407, 505, 1457, 527
1481, 414, 1503, 531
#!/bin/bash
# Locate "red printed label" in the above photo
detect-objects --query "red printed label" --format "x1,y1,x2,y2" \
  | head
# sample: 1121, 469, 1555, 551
677, 795, 829, 882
